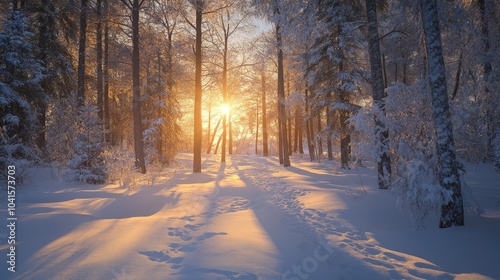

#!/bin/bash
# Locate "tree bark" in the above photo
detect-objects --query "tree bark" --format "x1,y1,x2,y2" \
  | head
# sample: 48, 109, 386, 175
298, 118, 304, 154
326, 104, 333, 160
104, 0, 110, 143
157, 53, 163, 163
286, 73, 292, 155
228, 115, 233, 154
261, 71, 269, 156
207, 118, 222, 154
275, 4, 290, 167
77, 0, 87, 108
221, 14, 229, 163
305, 86, 315, 161
339, 52, 350, 169
132, 0, 146, 173
317, 110, 323, 157
293, 108, 299, 153
478, 0, 496, 164
193, 1, 203, 173
366, 0, 392, 188
96, 0, 103, 124
36, 0, 52, 154
255, 101, 259, 155
421, 0, 464, 228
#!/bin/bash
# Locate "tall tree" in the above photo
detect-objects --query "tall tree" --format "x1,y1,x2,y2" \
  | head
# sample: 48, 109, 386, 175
366, 0, 392, 189
275, 2, 290, 167
261, 70, 269, 156
421, 0, 464, 228
96, 0, 104, 124
36, 0, 74, 155
305, 83, 316, 162
77, 0, 88, 108
478, 0, 498, 167
0, 10, 44, 175
103, 0, 110, 143
119, 0, 147, 173
192, 0, 203, 172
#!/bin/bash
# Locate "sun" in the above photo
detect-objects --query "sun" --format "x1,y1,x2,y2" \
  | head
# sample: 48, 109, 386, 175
221, 104, 230, 116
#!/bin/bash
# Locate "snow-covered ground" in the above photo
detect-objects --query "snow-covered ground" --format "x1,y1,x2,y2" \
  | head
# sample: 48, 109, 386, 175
1, 154, 499, 280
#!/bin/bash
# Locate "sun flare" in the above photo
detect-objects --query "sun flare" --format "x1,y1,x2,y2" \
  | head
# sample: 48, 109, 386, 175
221, 104, 230, 116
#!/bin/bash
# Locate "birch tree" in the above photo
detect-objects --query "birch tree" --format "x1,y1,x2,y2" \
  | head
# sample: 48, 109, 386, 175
421, 0, 464, 228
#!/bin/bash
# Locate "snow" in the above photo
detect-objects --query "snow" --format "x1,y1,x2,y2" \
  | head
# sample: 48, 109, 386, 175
1, 153, 499, 279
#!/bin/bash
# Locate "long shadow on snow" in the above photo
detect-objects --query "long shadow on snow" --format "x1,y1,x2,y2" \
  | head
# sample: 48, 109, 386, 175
253, 157, 460, 279
94, 184, 181, 219
0, 212, 96, 280
2, 184, 183, 279
168, 163, 263, 279
231, 156, 391, 279
141, 163, 244, 278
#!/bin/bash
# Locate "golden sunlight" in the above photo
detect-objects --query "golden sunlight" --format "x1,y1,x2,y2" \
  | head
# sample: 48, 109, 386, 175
221, 104, 230, 116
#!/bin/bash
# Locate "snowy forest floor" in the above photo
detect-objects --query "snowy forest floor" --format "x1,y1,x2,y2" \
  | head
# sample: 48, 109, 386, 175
1, 153, 499, 280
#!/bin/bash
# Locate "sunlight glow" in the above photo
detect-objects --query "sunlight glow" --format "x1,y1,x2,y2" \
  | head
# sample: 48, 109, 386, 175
221, 104, 230, 116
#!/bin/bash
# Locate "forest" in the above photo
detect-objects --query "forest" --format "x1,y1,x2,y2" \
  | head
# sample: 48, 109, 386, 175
0, 0, 499, 278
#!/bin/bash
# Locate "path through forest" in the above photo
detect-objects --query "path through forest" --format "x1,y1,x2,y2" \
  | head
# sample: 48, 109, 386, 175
1, 154, 498, 279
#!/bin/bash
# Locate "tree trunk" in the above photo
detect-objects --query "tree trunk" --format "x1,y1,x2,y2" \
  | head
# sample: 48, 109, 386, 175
262, 71, 269, 156
132, 0, 146, 173
214, 132, 223, 154
207, 119, 222, 154
77, 0, 87, 108
478, 0, 496, 164
339, 53, 350, 169
228, 116, 233, 154
103, 0, 110, 143
207, 118, 222, 154
193, 2, 203, 173
255, 101, 259, 155
207, 105, 211, 150
421, 0, 464, 228
221, 27, 228, 163
275, 4, 290, 167
339, 107, 350, 169
317, 111, 323, 157
278, 114, 283, 164
305, 86, 315, 161
157, 53, 164, 163
36, 0, 51, 154
326, 105, 333, 160
298, 118, 304, 154
293, 108, 299, 153
366, 0, 392, 189
286, 73, 292, 155
96, 0, 103, 121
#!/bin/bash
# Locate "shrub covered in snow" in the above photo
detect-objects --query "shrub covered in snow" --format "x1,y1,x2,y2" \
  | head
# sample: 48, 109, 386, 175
103, 146, 137, 189
392, 159, 446, 229
67, 105, 106, 184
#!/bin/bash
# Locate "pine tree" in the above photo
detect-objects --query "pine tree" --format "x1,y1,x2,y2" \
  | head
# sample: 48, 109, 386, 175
0, 10, 45, 179
36, 0, 75, 156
